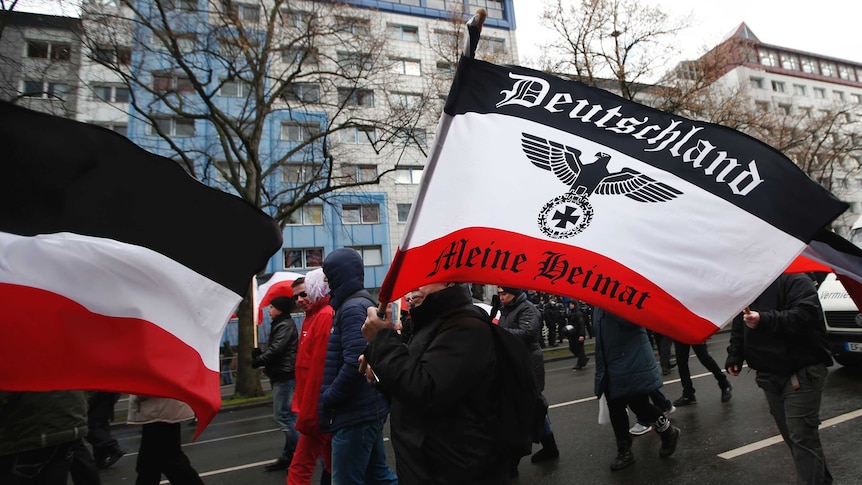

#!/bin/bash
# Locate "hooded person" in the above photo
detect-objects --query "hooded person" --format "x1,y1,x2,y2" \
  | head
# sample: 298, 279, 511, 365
287, 269, 334, 485
319, 248, 397, 484
252, 294, 299, 472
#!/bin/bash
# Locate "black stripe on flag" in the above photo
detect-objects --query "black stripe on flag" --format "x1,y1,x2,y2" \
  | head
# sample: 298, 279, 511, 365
0, 102, 281, 296
444, 58, 847, 243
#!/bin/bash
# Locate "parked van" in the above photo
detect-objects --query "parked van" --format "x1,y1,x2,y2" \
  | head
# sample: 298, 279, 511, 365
817, 273, 862, 366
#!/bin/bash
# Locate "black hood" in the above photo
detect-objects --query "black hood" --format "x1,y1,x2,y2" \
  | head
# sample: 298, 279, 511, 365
322, 248, 365, 308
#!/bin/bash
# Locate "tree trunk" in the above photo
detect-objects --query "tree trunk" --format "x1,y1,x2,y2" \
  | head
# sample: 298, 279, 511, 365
234, 282, 263, 398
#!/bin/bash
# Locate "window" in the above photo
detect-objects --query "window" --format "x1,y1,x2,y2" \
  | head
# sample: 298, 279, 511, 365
220, 79, 251, 97
778, 103, 792, 115
214, 161, 247, 183
793, 84, 807, 96
93, 85, 130, 102
754, 101, 770, 112
853, 93, 862, 104
150, 117, 195, 137
283, 248, 323, 269
779, 52, 799, 71
484, 37, 506, 54
395, 128, 427, 146
26, 41, 70, 60
749, 77, 763, 89
96, 123, 128, 137
344, 165, 377, 183
282, 163, 321, 184
347, 246, 383, 266
771, 80, 785, 93
395, 167, 423, 184
163, 0, 196, 11
225, 2, 260, 23
339, 126, 377, 144
93, 46, 131, 65
22, 81, 69, 101
337, 51, 372, 72
799, 106, 813, 117
153, 73, 194, 93
286, 204, 323, 225
338, 88, 374, 107
391, 58, 421, 76
281, 82, 320, 103
391, 92, 423, 109
813, 87, 826, 99
820, 61, 837, 77
342, 204, 379, 224
468, 0, 504, 19
336, 16, 369, 35
436, 61, 454, 76
839, 65, 854, 81
281, 47, 319, 65
387, 24, 419, 42
800, 56, 818, 74
834, 90, 846, 101
435, 30, 458, 49
280, 9, 311, 28
397, 203, 411, 223
153, 33, 196, 53
758, 48, 778, 67
281, 122, 320, 142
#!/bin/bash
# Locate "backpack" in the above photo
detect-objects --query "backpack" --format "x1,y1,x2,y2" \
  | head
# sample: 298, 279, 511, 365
486, 319, 548, 460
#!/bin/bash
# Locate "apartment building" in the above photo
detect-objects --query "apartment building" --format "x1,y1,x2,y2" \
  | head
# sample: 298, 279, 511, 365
692, 23, 862, 235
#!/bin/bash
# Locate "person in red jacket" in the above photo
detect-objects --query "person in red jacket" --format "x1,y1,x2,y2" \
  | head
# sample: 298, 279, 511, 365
288, 268, 334, 485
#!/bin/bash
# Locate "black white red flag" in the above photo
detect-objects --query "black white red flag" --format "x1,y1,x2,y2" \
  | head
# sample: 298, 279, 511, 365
255, 271, 305, 323
378, 57, 847, 343
0, 103, 282, 432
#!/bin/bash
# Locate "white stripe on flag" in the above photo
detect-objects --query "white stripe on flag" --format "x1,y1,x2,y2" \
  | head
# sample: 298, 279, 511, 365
0, 231, 238, 370
406, 113, 805, 325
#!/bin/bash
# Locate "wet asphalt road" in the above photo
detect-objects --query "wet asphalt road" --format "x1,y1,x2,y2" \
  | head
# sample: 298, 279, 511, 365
98, 333, 862, 484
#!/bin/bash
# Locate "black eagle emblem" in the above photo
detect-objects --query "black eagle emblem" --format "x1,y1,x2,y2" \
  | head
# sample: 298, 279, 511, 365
521, 132, 682, 202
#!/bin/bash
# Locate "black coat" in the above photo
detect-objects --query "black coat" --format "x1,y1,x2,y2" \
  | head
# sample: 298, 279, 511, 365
726, 273, 832, 375
252, 313, 298, 382
365, 284, 507, 485
498, 293, 545, 392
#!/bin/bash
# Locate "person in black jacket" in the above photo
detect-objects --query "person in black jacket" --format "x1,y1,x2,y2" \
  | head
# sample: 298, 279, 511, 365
497, 287, 559, 473
361, 283, 508, 485
726, 273, 833, 484
564, 300, 589, 370
253, 295, 300, 472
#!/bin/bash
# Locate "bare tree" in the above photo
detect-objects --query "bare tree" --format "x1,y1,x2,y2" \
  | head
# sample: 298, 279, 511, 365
538, 0, 689, 100
78, 0, 433, 397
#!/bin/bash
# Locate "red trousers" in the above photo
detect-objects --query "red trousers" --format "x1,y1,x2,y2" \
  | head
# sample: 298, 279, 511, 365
287, 432, 331, 485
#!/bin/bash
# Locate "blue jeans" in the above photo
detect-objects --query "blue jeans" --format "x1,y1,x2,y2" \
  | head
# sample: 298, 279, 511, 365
271, 379, 299, 460
330, 419, 397, 485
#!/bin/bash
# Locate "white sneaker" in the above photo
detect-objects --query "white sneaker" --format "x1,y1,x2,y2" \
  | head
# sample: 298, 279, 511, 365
629, 423, 652, 436
663, 405, 677, 416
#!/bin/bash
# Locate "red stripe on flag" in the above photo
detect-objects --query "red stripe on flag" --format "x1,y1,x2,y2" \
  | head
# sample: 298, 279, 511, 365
1, 283, 219, 436
380, 227, 718, 343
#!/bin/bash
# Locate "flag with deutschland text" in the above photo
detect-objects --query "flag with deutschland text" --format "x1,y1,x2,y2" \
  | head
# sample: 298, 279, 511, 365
0, 102, 282, 433
378, 57, 847, 343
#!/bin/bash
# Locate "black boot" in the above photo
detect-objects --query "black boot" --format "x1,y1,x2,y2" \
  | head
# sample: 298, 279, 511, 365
610, 438, 634, 471
531, 432, 560, 463
658, 424, 681, 458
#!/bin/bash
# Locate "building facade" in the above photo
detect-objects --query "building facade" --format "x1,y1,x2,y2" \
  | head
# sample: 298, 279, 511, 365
1, 1, 519, 299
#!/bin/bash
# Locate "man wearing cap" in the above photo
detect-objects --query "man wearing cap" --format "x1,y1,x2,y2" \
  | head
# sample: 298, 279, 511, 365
253, 294, 300, 472
496, 287, 559, 474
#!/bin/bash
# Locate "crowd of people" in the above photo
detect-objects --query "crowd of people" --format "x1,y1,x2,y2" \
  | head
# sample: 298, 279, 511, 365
1, 257, 836, 485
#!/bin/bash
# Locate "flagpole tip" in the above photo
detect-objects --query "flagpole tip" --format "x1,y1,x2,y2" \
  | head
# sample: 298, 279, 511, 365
467, 9, 487, 28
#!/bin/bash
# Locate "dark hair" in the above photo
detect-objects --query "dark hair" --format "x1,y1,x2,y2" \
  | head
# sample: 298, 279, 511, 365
290, 277, 305, 289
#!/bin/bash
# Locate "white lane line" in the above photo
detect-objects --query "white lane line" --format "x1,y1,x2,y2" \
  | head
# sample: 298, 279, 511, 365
159, 460, 275, 484
718, 408, 862, 460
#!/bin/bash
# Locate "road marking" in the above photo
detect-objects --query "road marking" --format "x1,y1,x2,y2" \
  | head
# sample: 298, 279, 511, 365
718, 408, 862, 460
159, 460, 275, 484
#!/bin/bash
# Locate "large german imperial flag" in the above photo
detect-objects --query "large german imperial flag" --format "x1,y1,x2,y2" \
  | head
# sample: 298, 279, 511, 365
378, 56, 848, 344
0, 102, 281, 433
